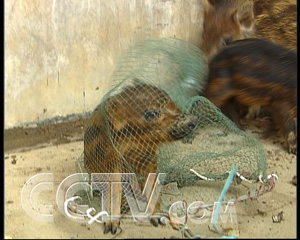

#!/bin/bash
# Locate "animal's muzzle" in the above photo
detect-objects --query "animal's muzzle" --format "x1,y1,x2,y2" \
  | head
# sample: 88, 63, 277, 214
170, 115, 200, 140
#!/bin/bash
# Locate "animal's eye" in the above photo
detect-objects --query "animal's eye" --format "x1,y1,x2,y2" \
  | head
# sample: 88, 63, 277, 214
144, 109, 160, 120
221, 36, 233, 47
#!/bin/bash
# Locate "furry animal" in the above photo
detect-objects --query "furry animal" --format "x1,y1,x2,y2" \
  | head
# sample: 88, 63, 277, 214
201, 0, 255, 60
253, 0, 297, 52
204, 38, 297, 154
84, 82, 199, 234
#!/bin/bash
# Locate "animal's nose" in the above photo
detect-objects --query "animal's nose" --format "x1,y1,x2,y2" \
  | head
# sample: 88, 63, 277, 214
187, 122, 196, 130
222, 36, 233, 46
186, 116, 200, 130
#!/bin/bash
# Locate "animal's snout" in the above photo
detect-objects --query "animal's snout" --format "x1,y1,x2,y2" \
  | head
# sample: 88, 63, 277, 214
221, 36, 233, 47
170, 115, 200, 140
184, 116, 200, 132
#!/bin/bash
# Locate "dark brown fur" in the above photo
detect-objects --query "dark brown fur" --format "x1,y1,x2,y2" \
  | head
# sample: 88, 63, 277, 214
253, 0, 297, 52
201, 0, 297, 59
204, 38, 297, 154
84, 83, 199, 234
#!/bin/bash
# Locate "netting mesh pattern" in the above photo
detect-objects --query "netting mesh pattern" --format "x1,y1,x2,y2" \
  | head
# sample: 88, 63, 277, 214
83, 37, 267, 188
108, 37, 209, 107
158, 96, 267, 186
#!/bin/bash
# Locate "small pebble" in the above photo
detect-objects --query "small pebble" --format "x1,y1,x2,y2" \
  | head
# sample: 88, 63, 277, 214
161, 182, 181, 195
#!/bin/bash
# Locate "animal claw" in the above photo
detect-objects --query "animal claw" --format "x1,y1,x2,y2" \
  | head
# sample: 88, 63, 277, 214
103, 223, 111, 234
288, 146, 297, 155
150, 218, 159, 227
111, 226, 118, 234
103, 221, 120, 235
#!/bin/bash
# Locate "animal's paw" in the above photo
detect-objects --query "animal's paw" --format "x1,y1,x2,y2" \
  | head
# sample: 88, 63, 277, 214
288, 144, 297, 155
150, 216, 167, 227
245, 106, 261, 119
103, 221, 120, 235
287, 132, 297, 155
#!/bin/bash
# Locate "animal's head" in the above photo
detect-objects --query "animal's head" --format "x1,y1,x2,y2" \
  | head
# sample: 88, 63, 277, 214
201, 0, 255, 60
106, 83, 199, 142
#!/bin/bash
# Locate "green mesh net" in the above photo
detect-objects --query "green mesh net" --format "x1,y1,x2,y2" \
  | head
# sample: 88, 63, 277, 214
83, 37, 267, 185
158, 96, 267, 186
73, 38, 271, 237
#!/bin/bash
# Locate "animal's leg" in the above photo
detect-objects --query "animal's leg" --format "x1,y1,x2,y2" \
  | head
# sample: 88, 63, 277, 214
103, 175, 122, 234
140, 163, 164, 227
221, 98, 244, 130
245, 105, 261, 119
271, 102, 297, 154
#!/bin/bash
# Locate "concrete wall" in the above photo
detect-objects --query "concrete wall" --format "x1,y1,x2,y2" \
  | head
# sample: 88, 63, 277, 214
5, 0, 204, 129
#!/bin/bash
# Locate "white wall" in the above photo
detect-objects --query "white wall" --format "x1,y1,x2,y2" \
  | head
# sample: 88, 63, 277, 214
5, 0, 204, 129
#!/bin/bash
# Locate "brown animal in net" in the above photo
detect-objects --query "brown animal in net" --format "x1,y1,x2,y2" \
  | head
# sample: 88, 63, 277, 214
84, 82, 199, 234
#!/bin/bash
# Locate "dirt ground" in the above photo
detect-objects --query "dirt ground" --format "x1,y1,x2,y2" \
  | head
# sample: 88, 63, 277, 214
4, 117, 297, 239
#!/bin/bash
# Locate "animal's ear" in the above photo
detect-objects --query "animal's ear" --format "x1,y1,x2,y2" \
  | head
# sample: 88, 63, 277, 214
233, 1, 255, 32
202, 0, 217, 12
207, 0, 216, 5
